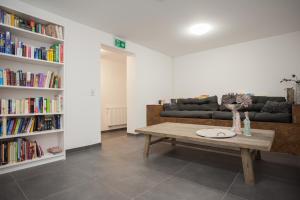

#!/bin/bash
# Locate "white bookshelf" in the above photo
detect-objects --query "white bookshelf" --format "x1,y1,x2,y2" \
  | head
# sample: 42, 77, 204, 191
0, 85, 64, 91
0, 152, 65, 174
0, 23, 64, 43
0, 129, 64, 140
0, 112, 64, 117
0, 52, 64, 67
0, 6, 65, 174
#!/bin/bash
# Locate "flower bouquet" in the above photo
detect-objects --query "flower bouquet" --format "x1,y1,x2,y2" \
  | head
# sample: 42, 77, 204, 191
224, 93, 252, 134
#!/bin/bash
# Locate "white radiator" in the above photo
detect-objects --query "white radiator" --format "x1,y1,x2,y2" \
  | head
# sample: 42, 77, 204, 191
106, 106, 127, 127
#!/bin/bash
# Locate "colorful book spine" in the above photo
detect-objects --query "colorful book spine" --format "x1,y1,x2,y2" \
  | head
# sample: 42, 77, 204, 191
0, 96, 63, 115
0, 138, 44, 165
0, 68, 3, 85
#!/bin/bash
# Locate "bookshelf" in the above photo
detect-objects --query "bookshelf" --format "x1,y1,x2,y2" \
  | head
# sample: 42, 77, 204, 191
0, 85, 64, 91
0, 52, 64, 67
0, 6, 65, 174
0, 113, 64, 117
0, 23, 64, 43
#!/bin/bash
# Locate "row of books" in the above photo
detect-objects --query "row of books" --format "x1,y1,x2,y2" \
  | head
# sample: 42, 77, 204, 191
0, 31, 64, 63
0, 115, 62, 137
0, 96, 63, 115
0, 138, 44, 165
0, 8, 64, 39
0, 68, 62, 88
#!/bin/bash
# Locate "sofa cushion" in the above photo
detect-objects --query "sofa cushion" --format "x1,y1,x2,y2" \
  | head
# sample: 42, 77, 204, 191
254, 112, 292, 123
163, 103, 178, 111
160, 111, 213, 119
212, 111, 256, 120
252, 96, 286, 104
178, 103, 219, 111
261, 101, 292, 113
177, 98, 209, 104
239, 103, 265, 112
177, 96, 218, 105
206, 96, 218, 103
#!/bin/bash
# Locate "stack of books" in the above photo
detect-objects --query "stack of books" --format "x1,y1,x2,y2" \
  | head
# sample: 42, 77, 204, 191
0, 96, 63, 115
0, 68, 61, 88
0, 115, 61, 137
0, 8, 64, 40
0, 31, 64, 63
0, 138, 44, 165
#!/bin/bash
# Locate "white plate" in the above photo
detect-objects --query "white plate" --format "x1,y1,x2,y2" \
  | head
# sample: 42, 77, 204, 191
196, 129, 236, 138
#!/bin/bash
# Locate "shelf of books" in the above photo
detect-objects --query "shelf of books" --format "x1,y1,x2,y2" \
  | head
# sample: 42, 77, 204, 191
0, 52, 64, 67
0, 6, 65, 174
0, 85, 64, 91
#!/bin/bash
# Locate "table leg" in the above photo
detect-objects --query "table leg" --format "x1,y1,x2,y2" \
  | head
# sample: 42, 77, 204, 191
255, 150, 261, 160
171, 138, 176, 146
241, 148, 255, 185
144, 134, 152, 159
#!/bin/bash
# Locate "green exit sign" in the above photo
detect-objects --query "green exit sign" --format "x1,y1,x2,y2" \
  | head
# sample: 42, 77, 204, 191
115, 38, 126, 49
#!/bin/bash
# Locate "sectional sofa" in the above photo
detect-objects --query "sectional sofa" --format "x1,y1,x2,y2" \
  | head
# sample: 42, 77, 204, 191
147, 96, 300, 155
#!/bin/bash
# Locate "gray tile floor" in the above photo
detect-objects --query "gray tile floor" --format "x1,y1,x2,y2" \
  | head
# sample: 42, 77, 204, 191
1, 129, 300, 200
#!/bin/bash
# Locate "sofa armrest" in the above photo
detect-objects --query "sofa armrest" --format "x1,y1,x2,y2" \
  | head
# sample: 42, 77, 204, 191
147, 105, 163, 126
292, 104, 300, 124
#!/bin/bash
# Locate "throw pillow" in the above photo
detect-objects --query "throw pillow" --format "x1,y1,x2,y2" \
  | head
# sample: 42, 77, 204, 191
261, 101, 292, 113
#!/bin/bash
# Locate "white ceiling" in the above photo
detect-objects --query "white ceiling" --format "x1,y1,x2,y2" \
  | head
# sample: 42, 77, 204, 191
21, 0, 300, 57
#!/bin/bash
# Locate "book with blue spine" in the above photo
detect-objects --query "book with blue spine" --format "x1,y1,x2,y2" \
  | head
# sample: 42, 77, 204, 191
0, 32, 5, 53
4, 31, 12, 54
0, 68, 3, 85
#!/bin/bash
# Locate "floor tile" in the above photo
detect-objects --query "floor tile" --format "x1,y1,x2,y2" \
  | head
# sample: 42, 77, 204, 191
175, 162, 239, 192
0, 182, 27, 200
0, 173, 15, 185
223, 194, 249, 200
11, 160, 66, 181
44, 179, 130, 200
102, 167, 173, 198
229, 173, 300, 200
17, 166, 92, 200
140, 176, 224, 200
254, 160, 300, 184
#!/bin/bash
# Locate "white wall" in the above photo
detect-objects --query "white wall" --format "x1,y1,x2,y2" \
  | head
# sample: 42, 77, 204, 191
3, 0, 173, 148
173, 31, 300, 100
101, 53, 127, 131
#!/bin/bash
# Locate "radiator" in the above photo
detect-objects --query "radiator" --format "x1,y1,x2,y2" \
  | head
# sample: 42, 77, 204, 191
106, 106, 127, 127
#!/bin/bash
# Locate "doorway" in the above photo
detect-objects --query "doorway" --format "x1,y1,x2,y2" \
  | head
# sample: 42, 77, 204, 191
100, 45, 129, 139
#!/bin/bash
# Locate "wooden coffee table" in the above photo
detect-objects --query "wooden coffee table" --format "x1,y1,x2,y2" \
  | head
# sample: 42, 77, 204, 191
135, 122, 275, 185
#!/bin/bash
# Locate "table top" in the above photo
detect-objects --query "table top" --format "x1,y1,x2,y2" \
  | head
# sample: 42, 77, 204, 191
135, 122, 275, 151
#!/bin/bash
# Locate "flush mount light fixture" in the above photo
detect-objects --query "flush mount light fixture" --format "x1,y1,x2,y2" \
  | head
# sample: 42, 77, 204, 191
188, 23, 213, 36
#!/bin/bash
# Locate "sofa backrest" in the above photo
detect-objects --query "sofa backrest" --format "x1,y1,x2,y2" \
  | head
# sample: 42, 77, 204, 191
165, 96, 219, 111
164, 95, 289, 113
251, 96, 286, 104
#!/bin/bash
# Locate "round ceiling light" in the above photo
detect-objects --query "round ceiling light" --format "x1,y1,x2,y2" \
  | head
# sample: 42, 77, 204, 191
188, 23, 213, 36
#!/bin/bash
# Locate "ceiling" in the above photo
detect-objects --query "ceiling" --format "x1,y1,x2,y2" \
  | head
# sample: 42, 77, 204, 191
21, 0, 300, 57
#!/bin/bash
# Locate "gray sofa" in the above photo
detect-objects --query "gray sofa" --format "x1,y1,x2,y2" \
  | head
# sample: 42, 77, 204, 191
161, 95, 292, 123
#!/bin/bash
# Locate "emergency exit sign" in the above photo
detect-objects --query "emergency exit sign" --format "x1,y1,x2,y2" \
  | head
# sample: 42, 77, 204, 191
115, 38, 126, 49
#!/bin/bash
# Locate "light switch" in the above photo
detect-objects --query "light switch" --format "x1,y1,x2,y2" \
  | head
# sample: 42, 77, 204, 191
90, 89, 95, 96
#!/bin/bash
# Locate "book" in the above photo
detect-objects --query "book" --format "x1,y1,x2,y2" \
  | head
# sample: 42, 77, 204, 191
0, 8, 64, 40
0, 96, 63, 115
0, 138, 44, 165
0, 115, 61, 136
0, 30, 64, 62
0, 68, 61, 88
0, 68, 3, 85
